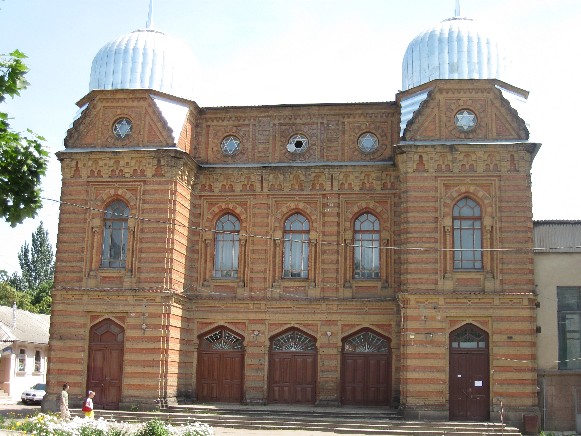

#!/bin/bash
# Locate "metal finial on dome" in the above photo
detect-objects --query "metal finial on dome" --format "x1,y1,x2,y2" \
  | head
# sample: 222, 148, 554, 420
454, 0, 461, 17
146, 0, 154, 29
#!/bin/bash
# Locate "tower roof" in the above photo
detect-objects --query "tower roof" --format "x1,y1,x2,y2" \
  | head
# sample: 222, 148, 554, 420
402, 16, 509, 91
89, 27, 197, 100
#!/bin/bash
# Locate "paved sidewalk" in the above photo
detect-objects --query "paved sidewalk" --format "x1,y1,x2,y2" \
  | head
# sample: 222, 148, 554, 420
0, 403, 359, 435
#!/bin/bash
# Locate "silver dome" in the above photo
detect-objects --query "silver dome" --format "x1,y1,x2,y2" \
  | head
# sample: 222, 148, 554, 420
89, 28, 196, 100
402, 17, 509, 91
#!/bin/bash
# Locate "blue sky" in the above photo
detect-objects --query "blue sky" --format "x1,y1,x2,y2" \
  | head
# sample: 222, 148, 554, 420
0, 0, 579, 274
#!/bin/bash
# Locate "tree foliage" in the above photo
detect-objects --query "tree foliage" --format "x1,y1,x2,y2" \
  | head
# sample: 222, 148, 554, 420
0, 50, 48, 226
1, 222, 54, 314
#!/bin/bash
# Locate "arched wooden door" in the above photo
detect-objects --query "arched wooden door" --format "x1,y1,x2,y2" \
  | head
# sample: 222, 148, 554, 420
449, 323, 490, 421
87, 319, 124, 410
197, 328, 245, 403
269, 329, 317, 404
341, 329, 391, 406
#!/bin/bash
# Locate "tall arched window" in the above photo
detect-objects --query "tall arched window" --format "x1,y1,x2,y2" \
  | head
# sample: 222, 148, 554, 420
214, 213, 240, 278
283, 213, 309, 278
354, 213, 380, 279
453, 197, 482, 270
101, 200, 129, 268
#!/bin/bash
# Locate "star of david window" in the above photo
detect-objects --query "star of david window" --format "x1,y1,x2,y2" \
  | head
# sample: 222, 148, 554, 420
221, 136, 241, 156
202, 329, 244, 350
113, 118, 132, 139
451, 325, 487, 349
344, 331, 389, 353
454, 109, 477, 132
286, 134, 309, 153
272, 330, 316, 352
357, 132, 379, 153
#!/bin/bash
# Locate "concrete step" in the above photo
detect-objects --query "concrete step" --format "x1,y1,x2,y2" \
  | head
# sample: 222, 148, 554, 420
70, 406, 522, 435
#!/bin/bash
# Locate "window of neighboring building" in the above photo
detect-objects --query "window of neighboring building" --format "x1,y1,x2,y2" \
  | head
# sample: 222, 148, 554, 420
101, 200, 130, 268
34, 350, 41, 372
214, 213, 240, 278
354, 213, 380, 279
18, 349, 25, 372
283, 213, 309, 278
557, 287, 581, 370
453, 197, 482, 270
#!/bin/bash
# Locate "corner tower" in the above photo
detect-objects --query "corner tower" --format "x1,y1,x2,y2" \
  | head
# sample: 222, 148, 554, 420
395, 6, 540, 427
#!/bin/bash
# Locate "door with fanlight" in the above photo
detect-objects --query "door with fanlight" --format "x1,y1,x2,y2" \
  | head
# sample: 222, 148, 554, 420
342, 329, 391, 406
269, 329, 317, 404
449, 323, 490, 421
197, 328, 245, 403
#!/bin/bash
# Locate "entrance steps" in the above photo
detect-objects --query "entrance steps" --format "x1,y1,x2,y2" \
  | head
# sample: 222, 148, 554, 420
72, 404, 523, 435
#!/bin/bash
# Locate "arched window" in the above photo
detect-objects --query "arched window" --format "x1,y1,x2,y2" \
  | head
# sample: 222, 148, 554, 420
453, 197, 482, 270
283, 213, 309, 278
214, 213, 240, 278
354, 213, 380, 279
101, 200, 129, 268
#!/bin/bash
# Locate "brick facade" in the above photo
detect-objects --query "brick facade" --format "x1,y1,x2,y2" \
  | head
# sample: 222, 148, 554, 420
45, 79, 539, 427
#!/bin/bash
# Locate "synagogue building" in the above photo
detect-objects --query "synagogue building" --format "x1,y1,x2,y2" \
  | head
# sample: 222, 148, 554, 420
45, 4, 540, 428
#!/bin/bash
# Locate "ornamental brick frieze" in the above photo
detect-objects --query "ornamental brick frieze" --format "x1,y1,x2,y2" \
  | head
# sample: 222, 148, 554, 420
401, 146, 527, 174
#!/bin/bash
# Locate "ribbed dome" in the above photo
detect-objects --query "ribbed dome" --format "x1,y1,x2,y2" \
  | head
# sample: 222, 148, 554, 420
402, 17, 509, 91
89, 28, 196, 100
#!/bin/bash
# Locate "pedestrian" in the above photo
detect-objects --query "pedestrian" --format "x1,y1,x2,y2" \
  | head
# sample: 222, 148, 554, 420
82, 390, 95, 419
59, 383, 71, 420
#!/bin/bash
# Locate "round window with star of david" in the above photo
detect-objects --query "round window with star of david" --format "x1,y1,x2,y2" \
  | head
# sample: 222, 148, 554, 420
221, 135, 241, 156
357, 132, 379, 153
454, 109, 477, 132
112, 117, 132, 139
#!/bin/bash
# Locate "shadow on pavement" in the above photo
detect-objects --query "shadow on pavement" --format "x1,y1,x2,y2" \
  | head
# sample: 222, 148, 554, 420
0, 402, 40, 418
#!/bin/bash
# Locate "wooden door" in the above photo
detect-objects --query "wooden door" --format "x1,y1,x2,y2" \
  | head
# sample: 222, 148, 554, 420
449, 324, 490, 421
197, 328, 244, 403
87, 319, 124, 409
269, 329, 317, 404
342, 330, 391, 406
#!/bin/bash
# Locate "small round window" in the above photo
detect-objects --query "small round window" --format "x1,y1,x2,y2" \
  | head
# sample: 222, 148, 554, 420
454, 109, 478, 132
358, 132, 378, 153
113, 118, 132, 139
221, 136, 241, 155
287, 134, 309, 153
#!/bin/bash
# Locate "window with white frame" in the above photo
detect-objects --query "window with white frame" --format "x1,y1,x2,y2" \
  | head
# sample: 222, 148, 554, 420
34, 350, 41, 372
18, 348, 26, 372
353, 213, 380, 279
213, 213, 240, 278
101, 200, 130, 268
283, 213, 309, 278
557, 287, 581, 370
453, 197, 483, 270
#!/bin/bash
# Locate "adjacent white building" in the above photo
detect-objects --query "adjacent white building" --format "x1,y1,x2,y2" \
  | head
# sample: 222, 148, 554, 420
0, 305, 50, 402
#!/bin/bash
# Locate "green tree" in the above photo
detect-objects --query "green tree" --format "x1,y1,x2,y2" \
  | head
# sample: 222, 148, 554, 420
17, 221, 54, 291
0, 280, 32, 311
9, 222, 54, 314
0, 50, 48, 226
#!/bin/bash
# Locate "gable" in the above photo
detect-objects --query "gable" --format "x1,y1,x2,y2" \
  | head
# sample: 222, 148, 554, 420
64, 90, 190, 150
400, 80, 529, 142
